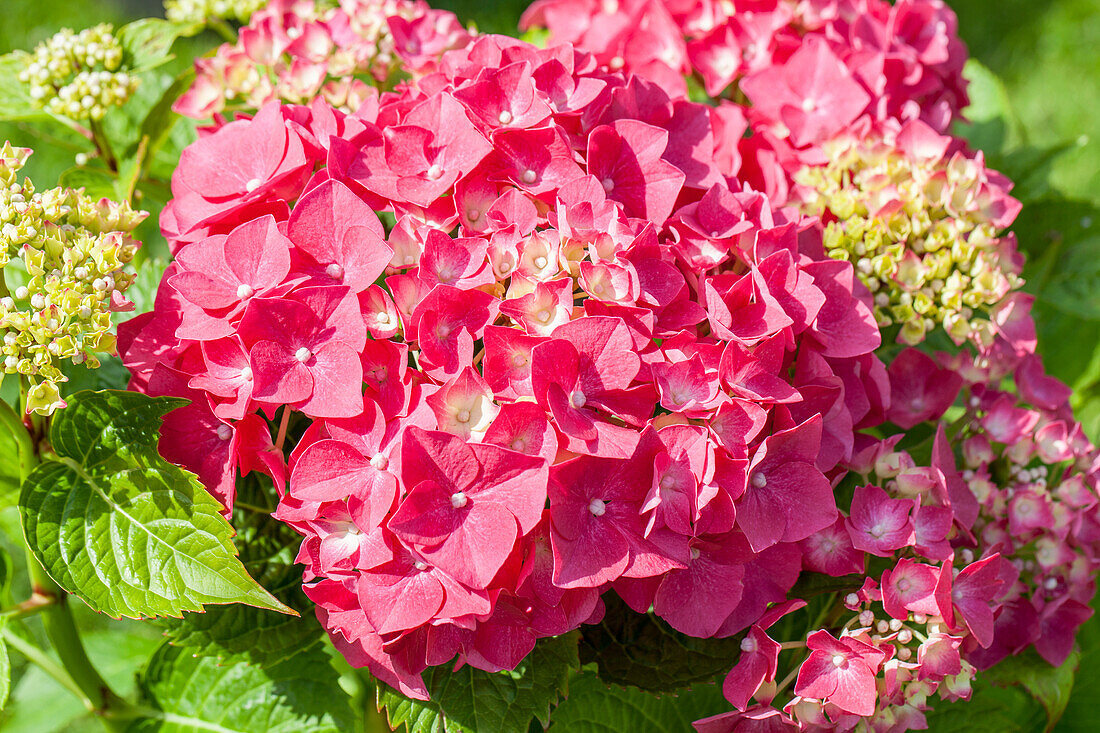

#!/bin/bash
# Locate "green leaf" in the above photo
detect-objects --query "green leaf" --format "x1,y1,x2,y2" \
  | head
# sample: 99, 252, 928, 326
926, 681, 1048, 733
954, 59, 1023, 155
578, 593, 742, 692
546, 671, 729, 733
0, 416, 20, 509
58, 356, 132, 397
0, 53, 50, 122
117, 19, 202, 73
19, 389, 291, 619
984, 648, 1080, 725
57, 166, 118, 200
134, 635, 359, 733
136, 67, 195, 168
163, 603, 322, 667
1055, 599, 1100, 731
928, 648, 1079, 733
377, 632, 580, 733
1010, 196, 1100, 395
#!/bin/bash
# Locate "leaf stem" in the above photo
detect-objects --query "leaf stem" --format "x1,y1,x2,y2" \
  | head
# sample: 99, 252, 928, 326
207, 17, 239, 43
0, 591, 56, 620
88, 119, 117, 173
0, 624, 91, 707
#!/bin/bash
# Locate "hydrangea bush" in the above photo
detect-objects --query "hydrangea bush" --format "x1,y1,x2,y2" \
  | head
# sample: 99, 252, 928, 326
0, 1, 1095, 731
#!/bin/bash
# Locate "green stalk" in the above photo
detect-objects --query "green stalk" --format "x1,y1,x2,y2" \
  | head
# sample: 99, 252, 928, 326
0, 625, 90, 706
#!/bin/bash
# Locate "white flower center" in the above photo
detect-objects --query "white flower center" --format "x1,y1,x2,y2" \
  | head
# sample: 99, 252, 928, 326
236, 283, 254, 299
426, 164, 443, 180
370, 452, 388, 470
456, 409, 471, 423
740, 637, 757, 653
511, 438, 526, 451
570, 390, 587, 408
601, 177, 615, 192
534, 256, 548, 269
414, 560, 428, 571
521, 169, 537, 184
450, 491, 468, 509
537, 308, 552, 323
498, 110, 513, 124
240, 366, 253, 381
295, 347, 312, 363
326, 263, 344, 280
588, 498, 606, 516
216, 424, 233, 441
832, 654, 846, 668
467, 208, 480, 221
751, 472, 767, 489
245, 178, 261, 192
801, 97, 816, 112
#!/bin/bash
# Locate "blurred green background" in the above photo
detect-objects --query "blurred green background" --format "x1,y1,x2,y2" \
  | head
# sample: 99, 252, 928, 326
0, 0, 1097, 731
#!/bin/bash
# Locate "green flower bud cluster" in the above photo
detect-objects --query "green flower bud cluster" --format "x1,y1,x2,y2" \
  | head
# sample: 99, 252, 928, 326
165, 0, 269, 24
795, 136, 1022, 347
0, 143, 146, 415
16, 24, 138, 121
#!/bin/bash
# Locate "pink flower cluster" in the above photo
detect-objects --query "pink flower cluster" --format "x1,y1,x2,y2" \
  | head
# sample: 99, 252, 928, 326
124, 32, 892, 698
694, 302, 1100, 730
121, 4, 1100, 731
522, 0, 969, 203
175, 0, 471, 119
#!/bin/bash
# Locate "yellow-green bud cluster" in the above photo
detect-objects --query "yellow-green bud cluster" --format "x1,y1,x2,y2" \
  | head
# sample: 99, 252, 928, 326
17, 24, 138, 121
795, 136, 1022, 347
0, 143, 146, 415
165, 0, 269, 24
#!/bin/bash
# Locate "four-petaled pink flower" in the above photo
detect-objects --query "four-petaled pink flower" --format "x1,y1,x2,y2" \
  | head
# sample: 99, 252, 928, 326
794, 630, 886, 716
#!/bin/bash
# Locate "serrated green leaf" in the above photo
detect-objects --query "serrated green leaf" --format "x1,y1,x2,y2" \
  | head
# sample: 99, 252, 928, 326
0, 53, 50, 123
19, 389, 291, 619
378, 632, 580, 733
163, 603, 322, 666
546, 671, 728, 733
578, 593, 742, 692
117, 19, 202, 74
134, 636, 358, 733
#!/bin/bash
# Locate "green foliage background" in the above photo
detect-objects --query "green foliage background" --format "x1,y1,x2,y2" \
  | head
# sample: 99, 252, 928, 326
0, 0, 1097, 731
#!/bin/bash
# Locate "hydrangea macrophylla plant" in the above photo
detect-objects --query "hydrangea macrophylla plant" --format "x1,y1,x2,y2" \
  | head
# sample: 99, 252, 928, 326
0, 0, 1076, 731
